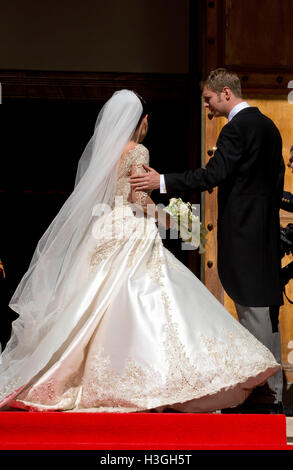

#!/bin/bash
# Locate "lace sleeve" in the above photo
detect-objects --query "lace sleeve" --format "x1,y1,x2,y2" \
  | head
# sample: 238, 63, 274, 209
130, 145, 151, 207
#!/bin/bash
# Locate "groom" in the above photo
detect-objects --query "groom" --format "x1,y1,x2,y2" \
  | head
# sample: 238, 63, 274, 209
130, 68, 285, 413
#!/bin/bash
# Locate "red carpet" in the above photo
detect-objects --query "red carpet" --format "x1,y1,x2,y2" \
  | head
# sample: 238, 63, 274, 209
0, 412, 289, 450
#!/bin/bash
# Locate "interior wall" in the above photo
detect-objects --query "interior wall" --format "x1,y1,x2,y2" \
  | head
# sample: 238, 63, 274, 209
0, 0, 189, 73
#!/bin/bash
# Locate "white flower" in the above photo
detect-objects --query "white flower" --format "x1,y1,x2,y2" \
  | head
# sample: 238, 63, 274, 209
164, 197, 207, 252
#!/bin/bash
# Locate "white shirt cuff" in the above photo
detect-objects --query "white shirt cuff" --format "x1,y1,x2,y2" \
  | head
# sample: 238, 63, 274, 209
160, 174, 167, 193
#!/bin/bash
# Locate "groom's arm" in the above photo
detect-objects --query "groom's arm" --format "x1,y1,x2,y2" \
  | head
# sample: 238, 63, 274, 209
165, 123, 243, 193
130, 123, 243, 193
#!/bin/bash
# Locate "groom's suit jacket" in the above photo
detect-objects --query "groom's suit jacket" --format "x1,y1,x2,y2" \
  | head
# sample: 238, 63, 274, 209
165, 107, 285, 307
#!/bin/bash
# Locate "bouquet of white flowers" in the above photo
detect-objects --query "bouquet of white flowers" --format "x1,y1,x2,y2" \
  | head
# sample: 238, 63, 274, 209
165, 198, 207, 253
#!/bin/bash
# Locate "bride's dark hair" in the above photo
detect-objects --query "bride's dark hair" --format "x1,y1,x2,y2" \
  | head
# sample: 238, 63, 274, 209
132, 91, 149, 131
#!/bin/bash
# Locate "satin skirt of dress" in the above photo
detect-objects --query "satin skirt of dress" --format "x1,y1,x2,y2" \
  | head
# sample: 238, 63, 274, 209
1, 206, 280, 413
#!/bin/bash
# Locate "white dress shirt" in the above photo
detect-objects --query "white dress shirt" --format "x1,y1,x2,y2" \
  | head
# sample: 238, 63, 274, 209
228, 101, 250, 122
160, 101, 250, 193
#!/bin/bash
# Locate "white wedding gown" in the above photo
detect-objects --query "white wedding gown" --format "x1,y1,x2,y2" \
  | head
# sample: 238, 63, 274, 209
0, 144, 280, 413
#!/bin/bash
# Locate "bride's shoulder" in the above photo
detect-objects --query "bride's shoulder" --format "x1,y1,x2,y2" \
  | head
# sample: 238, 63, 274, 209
130, 144, 149, 165
123, 143, 149, 160
126, 142, 148, 154
136, 143, 149, 153
119, 143, 147, 171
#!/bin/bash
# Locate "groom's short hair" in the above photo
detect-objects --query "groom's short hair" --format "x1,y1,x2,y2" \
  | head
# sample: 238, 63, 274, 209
290, 145, 293, 152
205, 68, 242, 98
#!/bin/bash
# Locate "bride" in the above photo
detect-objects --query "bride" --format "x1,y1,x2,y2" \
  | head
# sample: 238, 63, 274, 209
0, 90, 280, 413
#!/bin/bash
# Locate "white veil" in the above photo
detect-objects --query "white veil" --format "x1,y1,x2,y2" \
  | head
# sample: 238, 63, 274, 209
0, 90, 143, 402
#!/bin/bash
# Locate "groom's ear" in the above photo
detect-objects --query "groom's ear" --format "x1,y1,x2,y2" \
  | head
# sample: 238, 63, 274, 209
222, 86, 232, 100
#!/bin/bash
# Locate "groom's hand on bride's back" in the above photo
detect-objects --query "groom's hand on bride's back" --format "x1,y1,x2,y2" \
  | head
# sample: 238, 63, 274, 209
130, 164, 160, 191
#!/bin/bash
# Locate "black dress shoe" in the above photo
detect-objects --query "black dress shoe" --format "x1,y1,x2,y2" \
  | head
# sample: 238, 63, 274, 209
162, 408, 182, 413
254, 402, 284, 414
221, 401, 284, 414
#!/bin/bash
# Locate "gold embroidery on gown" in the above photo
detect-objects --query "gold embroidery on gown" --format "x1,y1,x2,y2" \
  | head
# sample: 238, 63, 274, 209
2, 144, 280, 413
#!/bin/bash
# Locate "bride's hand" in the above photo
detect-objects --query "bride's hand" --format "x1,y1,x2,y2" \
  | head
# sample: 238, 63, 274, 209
130, 164, 160, 191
